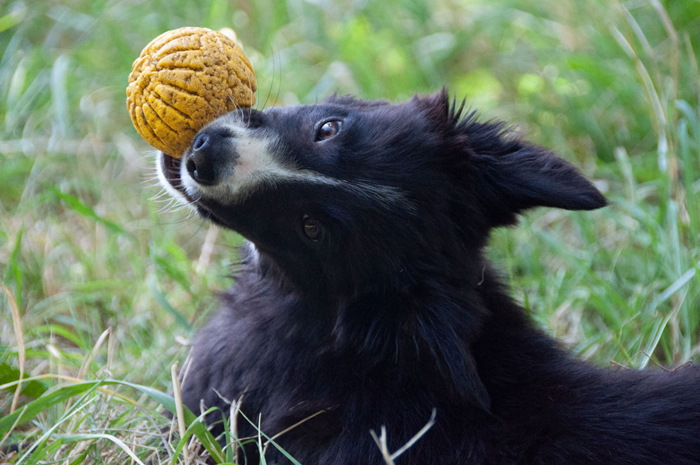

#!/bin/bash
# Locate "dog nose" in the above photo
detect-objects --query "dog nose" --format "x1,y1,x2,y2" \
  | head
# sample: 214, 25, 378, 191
185, 130, 233, 186
192, 133, 210, 152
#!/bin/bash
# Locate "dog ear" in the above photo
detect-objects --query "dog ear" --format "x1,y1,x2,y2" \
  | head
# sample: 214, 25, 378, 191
415, 89, 607, 226
471, 141, 607, 226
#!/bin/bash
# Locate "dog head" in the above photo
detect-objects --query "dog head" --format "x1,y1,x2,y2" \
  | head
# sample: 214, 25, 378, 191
158, 89, 606, 299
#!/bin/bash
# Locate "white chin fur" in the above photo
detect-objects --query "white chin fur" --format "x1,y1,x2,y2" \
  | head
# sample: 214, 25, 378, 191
247, 241, 260, 266
155, 152, 191, 208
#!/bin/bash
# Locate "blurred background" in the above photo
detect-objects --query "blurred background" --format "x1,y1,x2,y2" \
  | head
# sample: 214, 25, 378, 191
0, 0, 699, 461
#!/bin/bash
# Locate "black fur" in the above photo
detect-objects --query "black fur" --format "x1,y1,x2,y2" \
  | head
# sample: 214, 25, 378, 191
160, 89, 700, 464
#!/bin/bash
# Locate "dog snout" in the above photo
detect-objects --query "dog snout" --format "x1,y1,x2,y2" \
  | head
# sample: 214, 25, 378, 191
185, 130, 237, 186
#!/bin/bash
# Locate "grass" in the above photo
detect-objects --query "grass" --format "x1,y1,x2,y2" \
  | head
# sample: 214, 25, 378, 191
0, 0, 699, 462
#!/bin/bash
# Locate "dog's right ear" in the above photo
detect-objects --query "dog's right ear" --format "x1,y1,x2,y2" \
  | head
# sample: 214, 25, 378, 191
466, 122, 607, 227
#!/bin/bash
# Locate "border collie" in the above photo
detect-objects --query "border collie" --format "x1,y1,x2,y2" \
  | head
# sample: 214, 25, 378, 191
157, 89, 700, 464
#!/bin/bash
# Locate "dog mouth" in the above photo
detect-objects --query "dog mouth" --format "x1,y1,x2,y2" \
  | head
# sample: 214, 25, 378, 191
160, 153, 185, 194
161, 153, 182, 187
159, 152, 232, 225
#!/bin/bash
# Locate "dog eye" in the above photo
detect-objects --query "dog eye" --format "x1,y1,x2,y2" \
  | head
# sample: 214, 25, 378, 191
302, 215, 323, 242
315, 120, 342, 141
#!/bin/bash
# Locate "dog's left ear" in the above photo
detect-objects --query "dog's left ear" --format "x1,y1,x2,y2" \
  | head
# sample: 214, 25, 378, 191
417, 89, 607, 226
470, 140, 608, 226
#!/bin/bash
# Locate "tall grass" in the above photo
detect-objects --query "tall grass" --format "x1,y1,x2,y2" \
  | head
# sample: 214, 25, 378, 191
0, 0, 698, 462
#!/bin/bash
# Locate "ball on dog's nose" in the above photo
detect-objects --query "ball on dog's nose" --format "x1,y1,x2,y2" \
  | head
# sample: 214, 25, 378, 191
126, 27, 257, 157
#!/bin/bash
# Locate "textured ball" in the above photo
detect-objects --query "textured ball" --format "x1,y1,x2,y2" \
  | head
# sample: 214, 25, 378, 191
127, 27, 257, 157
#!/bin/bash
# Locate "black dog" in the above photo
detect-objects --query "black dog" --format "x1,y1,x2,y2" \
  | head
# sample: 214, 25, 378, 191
157, 89, 700, 464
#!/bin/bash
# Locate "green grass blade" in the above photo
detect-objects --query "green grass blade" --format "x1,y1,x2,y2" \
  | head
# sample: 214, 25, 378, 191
0, 378, 224, 462
3, 226, 24, 309
0, 362, 47, 397
18, 382, 102, 464
0, 381, 100, 436
58, 434, 146, 465
147, 274, 192, 331
48, 187, 134, 239
171, 406, 224, 464
106, 379, 225, 461
237, 410, 302, 465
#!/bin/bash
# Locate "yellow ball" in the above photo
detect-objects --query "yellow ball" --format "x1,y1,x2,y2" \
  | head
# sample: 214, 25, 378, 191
126, 27, 257, 157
